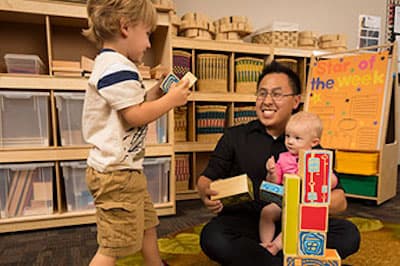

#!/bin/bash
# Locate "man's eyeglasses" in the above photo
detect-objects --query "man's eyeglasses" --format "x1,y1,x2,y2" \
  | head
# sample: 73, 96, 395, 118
255, 89, 296, 102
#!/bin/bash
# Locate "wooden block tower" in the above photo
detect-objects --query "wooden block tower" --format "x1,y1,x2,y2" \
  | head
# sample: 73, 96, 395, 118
283, 149, 341, 265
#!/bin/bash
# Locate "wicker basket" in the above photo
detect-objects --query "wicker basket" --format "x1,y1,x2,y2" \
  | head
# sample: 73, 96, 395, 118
234, 106, 257, 125
175, 154, 190, 191
252, 31, 298, 48
235, 57, 264, 94
174, 106, 187, 142
173, 50, 191, 79
196, 105, 227, 143
196, 54, 228, 93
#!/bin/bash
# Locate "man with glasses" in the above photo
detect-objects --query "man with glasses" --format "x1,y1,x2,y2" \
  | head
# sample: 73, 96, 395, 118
197, 61, 360, 266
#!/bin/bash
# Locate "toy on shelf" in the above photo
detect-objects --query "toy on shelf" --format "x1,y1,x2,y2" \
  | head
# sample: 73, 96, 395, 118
179, 12, 215, 40
52, 56, 94, 77
297, 31, 319, 49
282, 150, 341, 265
318, 34, 347, 51
213, 16, 252, 42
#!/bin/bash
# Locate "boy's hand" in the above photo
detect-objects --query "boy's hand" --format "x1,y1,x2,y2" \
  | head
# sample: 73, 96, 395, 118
167, 78, 190, 107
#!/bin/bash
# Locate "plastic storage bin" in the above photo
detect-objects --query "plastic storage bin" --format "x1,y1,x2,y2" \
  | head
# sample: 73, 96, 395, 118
0, 91, 49, 147
55, 92, 88, 146
4, 53, 45, 74
145, 114, 167, 144
143, 157, 170, 204
61, 161, 94, 212
0, 162, 54, 218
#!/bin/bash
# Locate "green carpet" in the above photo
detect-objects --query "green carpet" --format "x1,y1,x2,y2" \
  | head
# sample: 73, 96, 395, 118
116, 218, 400, 266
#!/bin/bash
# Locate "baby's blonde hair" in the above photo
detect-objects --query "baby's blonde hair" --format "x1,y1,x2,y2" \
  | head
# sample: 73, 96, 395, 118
287, 111, 323, 138
83, 0, 157, 46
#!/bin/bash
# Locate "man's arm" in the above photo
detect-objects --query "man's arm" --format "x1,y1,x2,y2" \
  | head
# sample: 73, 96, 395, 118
197, 175, 223, 214
329, 188, 347, 215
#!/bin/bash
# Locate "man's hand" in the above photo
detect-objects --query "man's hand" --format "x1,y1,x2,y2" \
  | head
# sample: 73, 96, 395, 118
197, 175, 223, 214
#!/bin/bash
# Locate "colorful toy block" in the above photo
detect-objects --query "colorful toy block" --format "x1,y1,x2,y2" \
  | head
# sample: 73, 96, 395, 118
259, 180, 284, 206
298, 231, 326, 256
300, 204, 329, 231
284, 249, 341, 266
298, 150, 333, 204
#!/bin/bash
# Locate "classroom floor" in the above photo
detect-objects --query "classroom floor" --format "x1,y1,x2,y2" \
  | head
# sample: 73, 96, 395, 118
0, 168, 399, 265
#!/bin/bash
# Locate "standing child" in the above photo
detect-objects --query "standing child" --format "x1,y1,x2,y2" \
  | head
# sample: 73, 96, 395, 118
259, 111, 338, 256
82, 1, 190, 265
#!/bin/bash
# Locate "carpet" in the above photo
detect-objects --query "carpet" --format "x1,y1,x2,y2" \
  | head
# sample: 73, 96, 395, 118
116, 218, 400, 266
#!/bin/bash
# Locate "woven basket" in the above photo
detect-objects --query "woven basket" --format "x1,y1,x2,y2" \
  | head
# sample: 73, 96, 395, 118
252, 31, 298, 48
235, 57, 264, 94
196, 105, 227, 143
174, 106, 187, 142
196, 54, 228, 93
234, 106, 257, 125
175, 154, 190, 191
173, 50, 191, 79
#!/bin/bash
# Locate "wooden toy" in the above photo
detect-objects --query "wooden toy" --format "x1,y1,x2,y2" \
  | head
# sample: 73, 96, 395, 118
298, 150, 333, 204
283, 150, 341, 264
210, 174, 254, 206
179, 12, 215, 40
259, 180, 283, 206
160, 72, 179, 93
213, 16, 252, 42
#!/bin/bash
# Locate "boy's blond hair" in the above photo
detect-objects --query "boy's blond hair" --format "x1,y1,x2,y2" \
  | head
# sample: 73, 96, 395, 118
83, 0, 157, 46
287, 111, 323, 138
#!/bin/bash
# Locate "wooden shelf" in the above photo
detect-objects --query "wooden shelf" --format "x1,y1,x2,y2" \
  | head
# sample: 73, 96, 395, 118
188, 91, 256, 102
345, 193, 377, 201
175, 190, 200, 200
174, 142, 216, 152
0, 203, 174, 233
0, 144, 173, 163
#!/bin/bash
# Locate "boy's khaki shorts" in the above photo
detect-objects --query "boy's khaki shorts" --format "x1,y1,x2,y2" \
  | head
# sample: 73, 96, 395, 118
86, 167, 159, 258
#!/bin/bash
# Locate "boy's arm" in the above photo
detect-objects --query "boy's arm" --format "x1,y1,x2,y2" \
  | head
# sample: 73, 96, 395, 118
120, 79, 189, 127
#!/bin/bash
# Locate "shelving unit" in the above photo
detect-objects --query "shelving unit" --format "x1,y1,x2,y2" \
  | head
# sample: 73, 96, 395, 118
0, 0, 175, 233
171, 37, 317, 200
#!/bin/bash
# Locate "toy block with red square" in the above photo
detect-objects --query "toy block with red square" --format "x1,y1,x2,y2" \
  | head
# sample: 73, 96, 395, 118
299, 204, 329, 231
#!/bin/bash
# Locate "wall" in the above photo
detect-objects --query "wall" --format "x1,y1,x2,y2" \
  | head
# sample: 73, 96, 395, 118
174, 0, 387, 49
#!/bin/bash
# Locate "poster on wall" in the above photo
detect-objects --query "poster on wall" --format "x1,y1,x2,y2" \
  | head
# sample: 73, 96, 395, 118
305, 51, 390, 151
357, 15, 381, 51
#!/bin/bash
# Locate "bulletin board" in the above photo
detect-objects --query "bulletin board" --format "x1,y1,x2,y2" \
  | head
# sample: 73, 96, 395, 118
304, 48, 393, 151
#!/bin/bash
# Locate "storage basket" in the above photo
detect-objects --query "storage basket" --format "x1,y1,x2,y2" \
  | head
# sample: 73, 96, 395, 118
173, 50, 191, 79
252, 31, 298, 48
335, 151, 379, 176
196, 105, 227, 143
196, 54, 228, 93
175, 154, 190, 191
234, 106, 257, 125
337, 173, 377, 197
174, 106, 187, 142
235, 57, 264, 94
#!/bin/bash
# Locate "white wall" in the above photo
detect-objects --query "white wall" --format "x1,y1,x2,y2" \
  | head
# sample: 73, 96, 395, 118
174, 0, 387, 49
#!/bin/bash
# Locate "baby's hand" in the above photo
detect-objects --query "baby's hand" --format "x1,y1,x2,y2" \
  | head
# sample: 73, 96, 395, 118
266, 156, 277, 182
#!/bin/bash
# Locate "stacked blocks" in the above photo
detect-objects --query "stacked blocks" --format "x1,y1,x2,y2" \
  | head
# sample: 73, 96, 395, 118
283, 150, 341, 266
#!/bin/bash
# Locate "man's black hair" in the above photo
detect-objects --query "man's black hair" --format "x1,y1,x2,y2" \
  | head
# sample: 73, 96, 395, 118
257, 60, 302, 95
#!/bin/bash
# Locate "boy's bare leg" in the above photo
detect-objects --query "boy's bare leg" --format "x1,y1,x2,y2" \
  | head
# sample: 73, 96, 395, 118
89, 250, 116, 266
142, 226, 163, 266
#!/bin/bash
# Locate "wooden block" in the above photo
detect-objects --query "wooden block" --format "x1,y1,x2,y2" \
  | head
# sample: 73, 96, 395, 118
282, 174, 301, 255
160, 72, 179, 93
259, 180, 283, 206
210, 174, 254, 206
284, 248, 340, 266
81, 56, 94, 72
300, 204, 329, 231
150, 64, 168, 80
299, 231, 327, 256
181, 71, 197, 88
52, 60, 80, 69
299, 150, 333, 204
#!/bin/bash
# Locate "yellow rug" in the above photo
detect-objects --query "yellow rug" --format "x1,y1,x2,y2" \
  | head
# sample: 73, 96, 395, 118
116, 218, 400, 266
